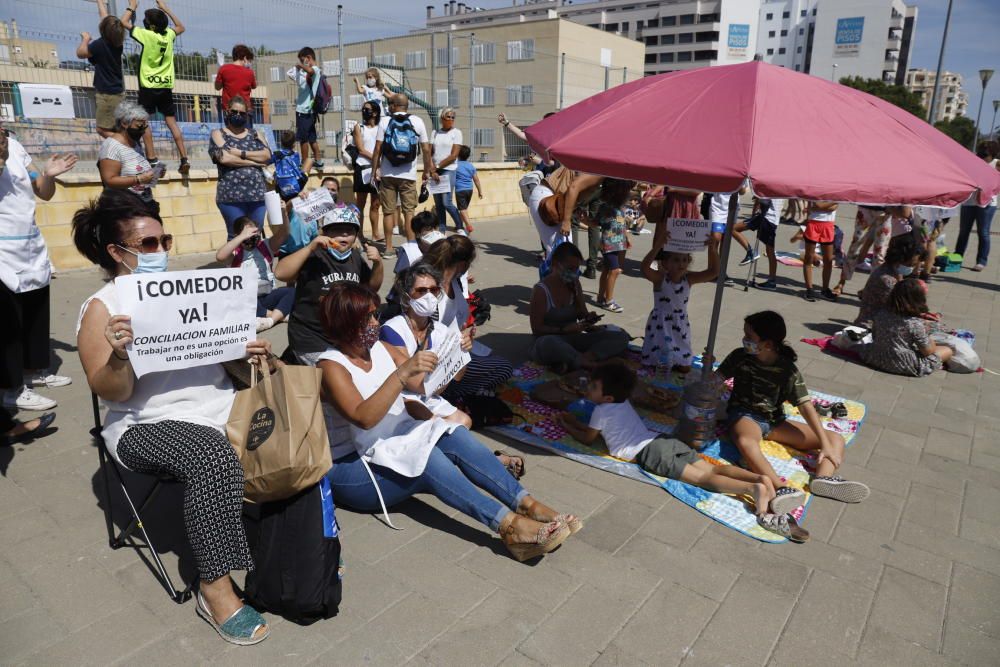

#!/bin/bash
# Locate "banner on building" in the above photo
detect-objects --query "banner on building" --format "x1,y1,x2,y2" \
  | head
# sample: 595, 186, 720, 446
834, 17, 865, 57
17, 84, 74, 120
727, 24, 750, 58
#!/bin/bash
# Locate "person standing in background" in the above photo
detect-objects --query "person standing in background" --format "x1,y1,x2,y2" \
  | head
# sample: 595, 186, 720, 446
287, 47, 324, 170
76, 0, 128, 139
430, 108, 463, 233
214, 44, 257, 128
0, 125, 78, 411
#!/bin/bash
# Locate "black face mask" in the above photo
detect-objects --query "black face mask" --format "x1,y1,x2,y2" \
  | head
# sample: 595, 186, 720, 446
362, 108, 376, 122
227, 113, 248, 129
126, 126, 146, 141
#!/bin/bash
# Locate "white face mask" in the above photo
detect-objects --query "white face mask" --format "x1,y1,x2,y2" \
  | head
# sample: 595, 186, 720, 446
409, 292, 440, 318
366, 77, 376, 87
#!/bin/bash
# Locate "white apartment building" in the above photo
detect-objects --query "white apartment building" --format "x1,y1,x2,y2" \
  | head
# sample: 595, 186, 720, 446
427, 0, 916, 83
906, 68, 969, 123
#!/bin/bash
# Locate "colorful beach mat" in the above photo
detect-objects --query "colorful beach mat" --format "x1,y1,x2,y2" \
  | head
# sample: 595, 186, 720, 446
487, 352, 867, 543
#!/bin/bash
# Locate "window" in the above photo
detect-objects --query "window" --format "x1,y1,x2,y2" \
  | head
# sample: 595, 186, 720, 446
0, 45, 8, 63
349, 94, 365, 110
678, 33, 693, 44
768, 30, 775, 38
330, 96, 342, 112
325, 130, 337, 146
347, 57, 368, 74
661, 34, 675, 45
605, 22, 619, 32
507, 39, 534, 61
622, 21, 630, 33
680, 14, 695, 25
372, 53, 396, 67
766, 12, 773, 20
781, 29, 788, 36
663, 16, 676, 26
472, 128, 494, 147
799, 28, 804, 35
694, 50, 717, 61
796, 46, 803, 53
696, 31, 718, 42
778, 47, 786, 54
677, 51, 692, 62
413, 90, 428, 103
322, 59, 341, 76
782, 11, 790, 18
645, 36, 658, 46
801, 10, 807, 17
647, 18, 659, 27
472, 86, 494, 107
472, 41, 496, 64
435, 47, 459, 66
659, 52, 674, 63
269, 66, 281, 82
436, 89, 449, 107
271, 99, 288, 116
645, 53, 657, 63
507, 84, 533, 106
699, 13, 719, 23
794, 64, 800, 71
405, 51, 426, 70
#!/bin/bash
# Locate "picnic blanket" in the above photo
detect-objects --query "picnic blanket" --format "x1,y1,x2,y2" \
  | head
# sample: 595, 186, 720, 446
487, 351, 867, 543
775, 251, 805, 267
802, 335, 865, 363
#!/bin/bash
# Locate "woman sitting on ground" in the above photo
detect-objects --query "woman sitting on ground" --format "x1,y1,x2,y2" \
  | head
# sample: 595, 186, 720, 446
421, 235, 513, 399
319, 282, 577, 561
73, 189, 272, 646
530, 243, 629, 372
97, 100, 159, 205
854, 234, 923, 328
862, 279, 953, 376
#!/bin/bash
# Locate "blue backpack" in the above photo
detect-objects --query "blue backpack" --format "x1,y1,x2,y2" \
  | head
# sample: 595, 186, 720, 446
383, 114, 419, 166
272, 149, 308, 201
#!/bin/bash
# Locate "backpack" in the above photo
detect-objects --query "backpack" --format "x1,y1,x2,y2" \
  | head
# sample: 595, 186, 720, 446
272, 149, 308, 201
383, 114, 419, 166
518, 170, 543, 205
243, 477, 343, 625
313, 75, 333, 115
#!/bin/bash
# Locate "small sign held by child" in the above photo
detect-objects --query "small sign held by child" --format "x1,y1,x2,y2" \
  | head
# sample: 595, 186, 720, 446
665, 218, 712, 253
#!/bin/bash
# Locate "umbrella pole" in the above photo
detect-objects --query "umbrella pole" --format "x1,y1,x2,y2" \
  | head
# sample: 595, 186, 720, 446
701, 192, 740, 380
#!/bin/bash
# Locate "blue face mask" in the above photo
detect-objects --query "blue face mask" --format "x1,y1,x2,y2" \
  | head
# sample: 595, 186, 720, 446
742, 337, 759, 355
897, 265, 914, 277
121, 248, 168, 274
328, 247, 353, 261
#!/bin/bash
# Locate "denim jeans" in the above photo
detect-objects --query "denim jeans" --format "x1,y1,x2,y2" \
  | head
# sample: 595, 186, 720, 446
433, 171, 463, 232
256, 286, 295, 318
327, 426, 528, 531
955, 205, 996, 267
217, 200, 266, 240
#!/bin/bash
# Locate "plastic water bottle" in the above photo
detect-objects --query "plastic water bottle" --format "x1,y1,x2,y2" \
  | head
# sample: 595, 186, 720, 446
674, 378, 720, 449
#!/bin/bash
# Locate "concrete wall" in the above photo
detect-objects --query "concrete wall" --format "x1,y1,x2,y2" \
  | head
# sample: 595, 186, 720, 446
37, 163, 528, 271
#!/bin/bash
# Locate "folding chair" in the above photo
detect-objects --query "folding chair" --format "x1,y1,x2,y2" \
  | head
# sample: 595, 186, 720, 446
91, 393, 194, 604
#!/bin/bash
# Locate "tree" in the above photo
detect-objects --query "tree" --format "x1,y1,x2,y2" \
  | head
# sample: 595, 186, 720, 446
839, 76, 927, 119
255, 45, 277, 57
934, 115, 976, 148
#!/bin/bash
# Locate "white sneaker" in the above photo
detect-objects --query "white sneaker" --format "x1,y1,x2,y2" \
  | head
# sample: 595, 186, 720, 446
3, 387, 58, 411
256, 317, 275, 333
26, 372, 72, 388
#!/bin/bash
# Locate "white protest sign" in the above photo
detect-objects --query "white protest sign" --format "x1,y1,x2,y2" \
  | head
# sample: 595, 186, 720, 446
426, 177, 451, 195
423, 329, 470, 396
115, 268, 257, 378
292, 188, 336, 223
664, 217, 711, 253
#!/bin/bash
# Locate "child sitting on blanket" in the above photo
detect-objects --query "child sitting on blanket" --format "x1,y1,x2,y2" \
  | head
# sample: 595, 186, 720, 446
708, 310, 871, 518
557, 361, 782, 524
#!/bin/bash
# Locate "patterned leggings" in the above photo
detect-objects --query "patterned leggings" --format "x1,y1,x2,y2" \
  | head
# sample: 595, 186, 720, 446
117, 420, 253, 582
840, 210, 891, 283
443, 352, 514, 400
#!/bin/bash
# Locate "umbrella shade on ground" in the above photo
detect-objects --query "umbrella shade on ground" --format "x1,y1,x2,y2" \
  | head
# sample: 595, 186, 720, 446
526, 61, 1000, 207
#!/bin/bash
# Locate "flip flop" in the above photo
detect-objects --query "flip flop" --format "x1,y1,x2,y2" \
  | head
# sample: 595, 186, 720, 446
196, 593, 269, 646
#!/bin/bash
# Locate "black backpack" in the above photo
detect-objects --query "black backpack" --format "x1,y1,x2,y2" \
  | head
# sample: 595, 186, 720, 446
243, 477, 342, 625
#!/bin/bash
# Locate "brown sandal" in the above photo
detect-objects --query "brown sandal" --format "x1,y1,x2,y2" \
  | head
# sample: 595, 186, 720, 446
499, 514, 570, 562
518, 497, 583, 535
495, 450, 525, 480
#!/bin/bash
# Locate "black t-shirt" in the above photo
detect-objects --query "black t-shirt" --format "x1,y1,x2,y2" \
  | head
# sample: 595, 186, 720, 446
288, 248, 372, 355
88, 37, 125, 94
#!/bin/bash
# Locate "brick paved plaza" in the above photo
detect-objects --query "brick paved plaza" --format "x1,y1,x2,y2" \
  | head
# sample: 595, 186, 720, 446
1, 208, 998, 665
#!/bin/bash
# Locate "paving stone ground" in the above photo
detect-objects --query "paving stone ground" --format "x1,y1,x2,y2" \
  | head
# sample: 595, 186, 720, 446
2, 207, 999, 666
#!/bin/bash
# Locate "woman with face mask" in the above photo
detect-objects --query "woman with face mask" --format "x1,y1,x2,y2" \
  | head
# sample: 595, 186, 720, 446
352, 101, 383, 243
98, 101, 159, 205
319, 281, 578, 561
854, 233, 924, 329
529, 242, 629, 373
73, 189, 276, 646
208, 96, 272, 240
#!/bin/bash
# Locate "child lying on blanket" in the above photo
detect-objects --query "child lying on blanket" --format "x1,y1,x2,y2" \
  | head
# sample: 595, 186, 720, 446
707, 310, 871, 516
557, 361, 781, 523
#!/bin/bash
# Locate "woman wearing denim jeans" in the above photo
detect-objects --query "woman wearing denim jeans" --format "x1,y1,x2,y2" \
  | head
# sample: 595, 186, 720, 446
954, 142, 999, 272
318, 282, 579, 561
430, 108, 464, 232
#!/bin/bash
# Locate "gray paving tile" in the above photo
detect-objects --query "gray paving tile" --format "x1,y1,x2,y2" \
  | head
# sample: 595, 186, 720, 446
941, 622, 1000, 667
947, 563, 1000, 639
615, 534, 737, 603
868, 566, 947, 652
830, 523, 951, 586
27, 603, 168, 665
923, 427, 973, 464
457, 543, 577, 613
857, 624, 958, 667
635, 501, 713, 551
773, 570, 874, 660
575, 496, 658, 554
688, 527, 810, 598
901, 483, 963, 536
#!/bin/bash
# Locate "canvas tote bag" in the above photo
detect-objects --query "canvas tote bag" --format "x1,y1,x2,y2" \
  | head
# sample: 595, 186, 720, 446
227, 359, 332, 502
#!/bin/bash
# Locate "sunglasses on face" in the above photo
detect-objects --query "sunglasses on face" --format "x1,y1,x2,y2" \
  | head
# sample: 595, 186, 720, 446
443, 115, 456, 120
119, 234, 173, 253
412, 285, 441, 297
228, 111, 248, 119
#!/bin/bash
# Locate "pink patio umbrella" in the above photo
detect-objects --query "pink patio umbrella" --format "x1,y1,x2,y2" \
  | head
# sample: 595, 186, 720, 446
525, 60, 1000, 443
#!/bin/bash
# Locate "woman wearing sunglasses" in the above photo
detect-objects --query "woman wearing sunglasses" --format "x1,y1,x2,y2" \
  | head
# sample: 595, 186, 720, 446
209, 96, 272, 239
98, 100, 159, 205
73, 189, 274, 646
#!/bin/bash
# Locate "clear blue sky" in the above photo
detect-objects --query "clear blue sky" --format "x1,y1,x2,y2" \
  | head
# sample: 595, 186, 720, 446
11, 0, 1000, 130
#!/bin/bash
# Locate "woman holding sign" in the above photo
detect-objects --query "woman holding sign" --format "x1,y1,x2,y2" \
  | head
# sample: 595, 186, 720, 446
72, 190, 272, 646
319, 281, 578, 561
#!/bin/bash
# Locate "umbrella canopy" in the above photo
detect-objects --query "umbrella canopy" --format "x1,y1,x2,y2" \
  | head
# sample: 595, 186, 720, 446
526, 61, 1000, 207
